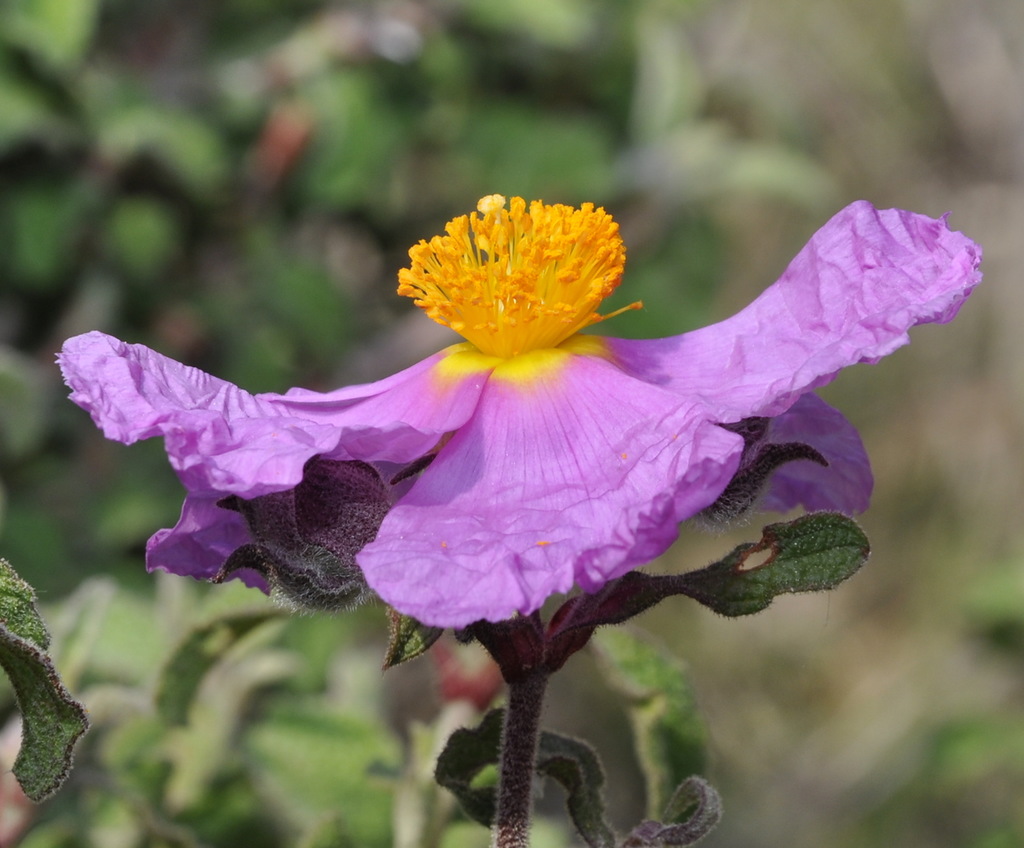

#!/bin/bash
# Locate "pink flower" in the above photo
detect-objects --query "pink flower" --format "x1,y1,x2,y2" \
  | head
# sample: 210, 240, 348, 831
59, 196, 981, 627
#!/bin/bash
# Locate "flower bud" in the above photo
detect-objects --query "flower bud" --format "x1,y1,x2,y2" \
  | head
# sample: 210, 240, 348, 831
700, 417, 827, 524
215, 457, 391, 612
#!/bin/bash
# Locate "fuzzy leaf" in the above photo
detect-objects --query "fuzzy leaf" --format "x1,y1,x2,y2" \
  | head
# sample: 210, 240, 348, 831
535, 731, 615, 848
621, 776, 722, 846
155, 607, 285, 725
545, 514, 869, 671
591, 628, 706, 819
679, 512, 870, 616
0, 558, 49, 649
434, 708, 617, 846
383, 609, 444, 670
434, 708, 503, 826
0, 558, 89, 801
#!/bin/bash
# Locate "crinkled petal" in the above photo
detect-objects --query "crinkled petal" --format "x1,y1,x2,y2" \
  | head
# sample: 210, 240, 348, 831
59, 331, 484, 499
269, 353, 490, 461
760, 393, 873, 513
60, 331, 271, 447
608, 202, 982, 421
146, 495, 261, 584
359, 353, 743, 627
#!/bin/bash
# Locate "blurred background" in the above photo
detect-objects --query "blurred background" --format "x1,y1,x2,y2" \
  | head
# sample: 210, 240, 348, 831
1, 0, 1022, 846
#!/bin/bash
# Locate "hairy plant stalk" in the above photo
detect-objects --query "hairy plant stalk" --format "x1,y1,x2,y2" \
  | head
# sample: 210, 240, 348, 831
491, 670, 549, 848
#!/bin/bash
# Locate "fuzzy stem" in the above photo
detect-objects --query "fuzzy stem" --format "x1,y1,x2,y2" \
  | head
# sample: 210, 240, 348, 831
491, 669, 549, 848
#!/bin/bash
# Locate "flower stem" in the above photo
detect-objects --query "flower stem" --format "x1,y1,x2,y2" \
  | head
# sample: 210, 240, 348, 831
492, 669, 549, 848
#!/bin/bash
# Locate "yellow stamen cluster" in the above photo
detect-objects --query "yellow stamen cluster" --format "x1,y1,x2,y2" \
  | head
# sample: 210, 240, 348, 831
398, 195, 639, 359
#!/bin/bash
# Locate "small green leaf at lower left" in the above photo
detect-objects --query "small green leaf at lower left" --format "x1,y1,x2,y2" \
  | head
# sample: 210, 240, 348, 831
0, 558, 89, 801
383, 609, 444, 670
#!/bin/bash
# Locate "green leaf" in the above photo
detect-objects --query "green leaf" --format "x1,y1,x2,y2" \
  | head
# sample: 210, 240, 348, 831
0, 70, 64, 152
162, 642, 297, 814
591, 628, 707, 820
466, 0, 593, 48
535, 731, 615, 848
434, 708, 503, 827
434, 709, 616, 847
679, 512, 870, 617
0, 558, 89, 801
105, 197, 180, 279
622, 776, 722, 847
0, 557, 49, 649
5, 182, 91, 290
299, 70, 403, 209
2, 0, 100, 71
97, 105, 229, 198
155, 607, 286, 725
461, 106, 615, 202
298, 814, 356, 848
0, 347, 48, 459
245, 703, 398, 847
383, 609, 444, 670
49, 578, 165, 690
720, 142, 836, 209
99, 713, 172, 804
546, 515, 870, 664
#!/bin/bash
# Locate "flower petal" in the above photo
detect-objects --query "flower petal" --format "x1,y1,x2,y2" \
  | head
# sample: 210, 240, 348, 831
608, 202, 982, 421
760, 393, 873, 514
146, 495, 259, 583
59, 332, 485, 499
358, 353, 743, 627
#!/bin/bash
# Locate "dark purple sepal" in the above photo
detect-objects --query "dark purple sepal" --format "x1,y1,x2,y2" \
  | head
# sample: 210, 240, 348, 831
462, 613, 546, 683
700, 416, 827, 523
214, 457, 390, 613
544, 573, 661, 672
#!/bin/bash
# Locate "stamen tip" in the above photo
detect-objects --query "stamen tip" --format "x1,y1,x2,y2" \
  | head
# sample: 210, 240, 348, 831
477, 194, 507, 216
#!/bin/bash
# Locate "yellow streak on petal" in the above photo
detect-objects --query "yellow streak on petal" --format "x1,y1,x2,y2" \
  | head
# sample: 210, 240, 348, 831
558, 334, 614, 360
432, 333, 617, 392
490, 348, 572, 384
433, 342, 504, 383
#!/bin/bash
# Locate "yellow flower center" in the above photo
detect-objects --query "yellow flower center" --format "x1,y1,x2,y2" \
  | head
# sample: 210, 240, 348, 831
398, 195, 640, 358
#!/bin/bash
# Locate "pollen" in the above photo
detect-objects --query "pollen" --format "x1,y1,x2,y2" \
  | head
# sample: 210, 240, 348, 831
398, 195, 640, 358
